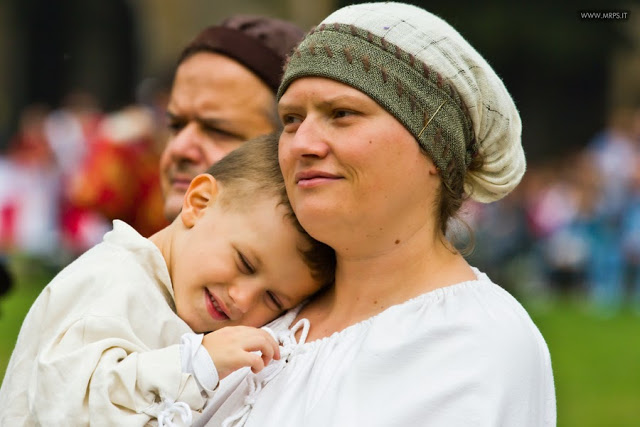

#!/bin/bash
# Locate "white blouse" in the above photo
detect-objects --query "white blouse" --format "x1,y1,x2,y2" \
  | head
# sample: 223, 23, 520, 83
196, 269, 556, 427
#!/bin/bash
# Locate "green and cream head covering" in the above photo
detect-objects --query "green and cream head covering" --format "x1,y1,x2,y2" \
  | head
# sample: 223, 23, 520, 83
278, 2, 525, 203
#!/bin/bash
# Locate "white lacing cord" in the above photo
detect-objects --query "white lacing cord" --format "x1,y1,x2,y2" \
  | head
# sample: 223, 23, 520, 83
222, 319, 310, 427
157, 397, 193, 427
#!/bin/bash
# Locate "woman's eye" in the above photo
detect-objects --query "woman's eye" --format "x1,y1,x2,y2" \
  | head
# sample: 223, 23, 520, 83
333, 109, 355, 119
281, 114, 301, 126
266, 291, 283, 311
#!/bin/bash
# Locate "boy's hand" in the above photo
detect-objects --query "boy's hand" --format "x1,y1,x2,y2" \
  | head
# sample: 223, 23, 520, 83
202, 326, 281, 380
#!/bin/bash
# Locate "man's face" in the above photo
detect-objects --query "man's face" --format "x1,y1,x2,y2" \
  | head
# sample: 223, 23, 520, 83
160, 52, 276, 220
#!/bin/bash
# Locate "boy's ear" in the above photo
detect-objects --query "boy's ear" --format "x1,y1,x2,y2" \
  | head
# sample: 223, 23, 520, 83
180, 174, 219, 228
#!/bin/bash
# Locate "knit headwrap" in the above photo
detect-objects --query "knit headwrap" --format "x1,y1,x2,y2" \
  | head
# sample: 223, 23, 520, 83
179, 15, 305, 93
278, 2, 525, 203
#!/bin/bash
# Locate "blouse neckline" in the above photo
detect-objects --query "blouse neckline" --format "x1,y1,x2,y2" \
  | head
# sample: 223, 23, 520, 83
274, 267, 488, 350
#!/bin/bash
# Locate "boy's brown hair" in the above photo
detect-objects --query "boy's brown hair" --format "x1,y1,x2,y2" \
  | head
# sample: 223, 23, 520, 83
206, 133, 335, 287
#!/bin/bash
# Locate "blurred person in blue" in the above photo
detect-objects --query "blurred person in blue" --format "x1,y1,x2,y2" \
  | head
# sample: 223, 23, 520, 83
581, 102, 640, 311
540, 153, 602, 296
160, 15, 305, 221
619, 102, 640, 312
621, 173, 640, 312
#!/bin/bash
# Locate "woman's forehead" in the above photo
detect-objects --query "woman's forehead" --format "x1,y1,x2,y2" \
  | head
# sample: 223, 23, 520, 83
279, 77, 372, 105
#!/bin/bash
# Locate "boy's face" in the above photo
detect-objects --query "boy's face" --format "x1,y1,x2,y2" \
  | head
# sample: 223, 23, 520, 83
170, 176, 321, 333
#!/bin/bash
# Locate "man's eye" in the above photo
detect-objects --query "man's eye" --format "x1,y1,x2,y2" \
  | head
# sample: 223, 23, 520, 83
204, 126, 230, 137
201, 123, 240, 140
167, 121, 184, 133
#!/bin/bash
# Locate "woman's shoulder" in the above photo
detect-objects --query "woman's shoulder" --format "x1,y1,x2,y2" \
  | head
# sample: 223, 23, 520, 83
372, 268, 548, 351
356, 269, 553, 392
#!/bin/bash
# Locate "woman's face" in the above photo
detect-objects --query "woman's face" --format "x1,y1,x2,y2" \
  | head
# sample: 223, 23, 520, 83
278, 77, 439, 250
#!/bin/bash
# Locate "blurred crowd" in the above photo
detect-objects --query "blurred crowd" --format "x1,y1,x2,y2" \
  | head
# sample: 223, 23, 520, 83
1, 88, 640, 315
467, 103, 640, 314
0, 86, 170, 277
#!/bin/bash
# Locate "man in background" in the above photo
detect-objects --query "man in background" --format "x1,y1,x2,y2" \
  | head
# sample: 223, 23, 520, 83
160, 15, 305, 220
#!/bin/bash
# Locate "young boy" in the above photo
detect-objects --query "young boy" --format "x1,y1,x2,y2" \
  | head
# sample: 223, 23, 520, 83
0, 133, 334, 426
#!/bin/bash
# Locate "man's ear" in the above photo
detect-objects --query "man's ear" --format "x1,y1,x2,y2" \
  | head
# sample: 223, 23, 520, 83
180, 174, 218, 228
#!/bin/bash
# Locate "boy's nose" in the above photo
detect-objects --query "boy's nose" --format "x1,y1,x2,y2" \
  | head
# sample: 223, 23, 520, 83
228, 284, 258, 315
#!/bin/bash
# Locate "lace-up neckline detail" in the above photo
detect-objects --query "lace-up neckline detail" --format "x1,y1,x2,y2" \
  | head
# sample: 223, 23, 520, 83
222, 319, 310, 427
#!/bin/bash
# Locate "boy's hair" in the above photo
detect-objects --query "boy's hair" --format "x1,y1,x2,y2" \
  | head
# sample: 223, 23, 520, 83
206, 133, 336, 286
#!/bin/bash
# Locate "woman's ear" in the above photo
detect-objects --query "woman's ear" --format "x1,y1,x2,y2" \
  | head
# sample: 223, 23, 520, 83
426, 156, 440, 176
180, 174, 218, 228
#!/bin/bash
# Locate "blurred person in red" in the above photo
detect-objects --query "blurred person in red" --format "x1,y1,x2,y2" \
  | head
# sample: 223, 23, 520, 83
43, 91, 110, 255
160, 15, 305, 220
65, 104, 168, 242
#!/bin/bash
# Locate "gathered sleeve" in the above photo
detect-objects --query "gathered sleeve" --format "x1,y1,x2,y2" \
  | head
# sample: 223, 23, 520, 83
1, 222, 216, 426
30, 315, 206, 426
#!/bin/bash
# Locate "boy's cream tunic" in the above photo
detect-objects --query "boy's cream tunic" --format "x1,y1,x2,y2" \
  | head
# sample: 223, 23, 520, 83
0, 220, 205, 426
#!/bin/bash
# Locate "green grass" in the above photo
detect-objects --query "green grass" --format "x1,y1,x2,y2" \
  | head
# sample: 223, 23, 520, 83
1, 265, 639, 425
0, 258, 54, 377
527, 299, 640, 427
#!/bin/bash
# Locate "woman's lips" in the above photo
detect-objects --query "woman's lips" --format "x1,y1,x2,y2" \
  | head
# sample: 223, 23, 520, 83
204, 289, 230, 321
295, 170, 341, 188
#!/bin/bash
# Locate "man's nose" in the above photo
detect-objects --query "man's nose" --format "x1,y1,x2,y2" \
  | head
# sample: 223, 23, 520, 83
166, 122, 202, 162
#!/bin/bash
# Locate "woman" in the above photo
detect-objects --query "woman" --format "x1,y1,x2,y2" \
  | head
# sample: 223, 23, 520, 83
196, 3, 555, 426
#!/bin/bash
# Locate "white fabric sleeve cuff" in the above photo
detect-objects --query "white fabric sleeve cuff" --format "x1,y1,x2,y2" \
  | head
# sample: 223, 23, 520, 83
180, 333, 219, 395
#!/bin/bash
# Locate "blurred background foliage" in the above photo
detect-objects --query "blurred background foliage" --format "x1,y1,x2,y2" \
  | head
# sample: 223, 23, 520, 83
1, 1, 639, 426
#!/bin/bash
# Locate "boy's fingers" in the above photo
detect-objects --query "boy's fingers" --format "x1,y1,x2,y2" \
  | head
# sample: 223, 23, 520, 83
241, 330, 281, 370
261, 330, 281, 360
248, 352, 266, 373
243, 330, 280, 361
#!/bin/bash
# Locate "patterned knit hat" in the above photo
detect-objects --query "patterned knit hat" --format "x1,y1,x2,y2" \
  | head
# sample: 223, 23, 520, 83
278, 2, 525, 203
179, 15, 305, 93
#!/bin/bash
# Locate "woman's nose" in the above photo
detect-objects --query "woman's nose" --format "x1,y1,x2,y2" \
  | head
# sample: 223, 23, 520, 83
288, 117, 330, 159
